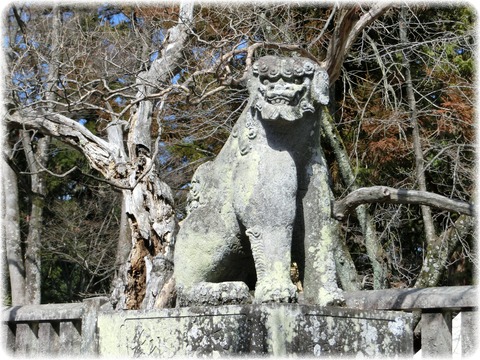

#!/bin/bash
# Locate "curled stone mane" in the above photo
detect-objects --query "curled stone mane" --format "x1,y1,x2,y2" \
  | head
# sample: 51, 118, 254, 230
252, 56, 316, 78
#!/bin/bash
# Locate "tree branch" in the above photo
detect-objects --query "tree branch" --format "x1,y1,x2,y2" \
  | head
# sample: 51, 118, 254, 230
414, 214, 474, 288
321, 3, 392, 84
20, 165, 79, 178
6, 109, 118, 180
128, 1, 194, 156
333, 186, 475, 221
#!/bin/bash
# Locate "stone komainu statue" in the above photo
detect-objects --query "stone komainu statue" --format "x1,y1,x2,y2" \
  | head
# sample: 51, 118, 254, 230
174, 55, 344, 306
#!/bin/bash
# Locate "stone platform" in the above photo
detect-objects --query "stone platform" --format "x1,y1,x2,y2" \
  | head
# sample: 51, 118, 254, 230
98, 304, 413, 357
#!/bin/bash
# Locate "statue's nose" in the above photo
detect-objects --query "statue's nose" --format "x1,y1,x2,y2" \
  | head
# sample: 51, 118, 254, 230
269, 78, 292, 92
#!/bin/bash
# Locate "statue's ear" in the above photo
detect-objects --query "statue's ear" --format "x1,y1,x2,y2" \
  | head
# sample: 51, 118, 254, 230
311, 66, 329, 105
246, 65, 260, 95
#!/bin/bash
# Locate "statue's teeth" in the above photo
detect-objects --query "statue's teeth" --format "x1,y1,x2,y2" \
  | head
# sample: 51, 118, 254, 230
270, 98, 291, 105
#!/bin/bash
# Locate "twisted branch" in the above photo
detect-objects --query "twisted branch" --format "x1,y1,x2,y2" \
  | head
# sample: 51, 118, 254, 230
333, 186, 475, 221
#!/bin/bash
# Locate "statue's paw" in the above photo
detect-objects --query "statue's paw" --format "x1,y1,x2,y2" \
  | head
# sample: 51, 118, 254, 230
254, 281, 298, 303
317, 287, 346, 307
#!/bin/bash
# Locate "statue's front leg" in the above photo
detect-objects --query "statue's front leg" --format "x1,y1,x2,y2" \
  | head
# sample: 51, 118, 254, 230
234, 147, 298, 303
246, 226, 297, 303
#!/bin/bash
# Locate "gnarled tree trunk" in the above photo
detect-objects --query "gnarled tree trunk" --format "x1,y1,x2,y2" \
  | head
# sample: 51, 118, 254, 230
112, 2, 193, 309
6, 2, 194, 309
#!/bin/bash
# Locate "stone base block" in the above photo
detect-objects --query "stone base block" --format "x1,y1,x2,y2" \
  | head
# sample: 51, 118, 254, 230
98, 304, 413, 357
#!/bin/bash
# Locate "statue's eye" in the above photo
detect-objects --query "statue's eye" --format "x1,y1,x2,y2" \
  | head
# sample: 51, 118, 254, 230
293, 77, 303, 85
262, 78, 270, 85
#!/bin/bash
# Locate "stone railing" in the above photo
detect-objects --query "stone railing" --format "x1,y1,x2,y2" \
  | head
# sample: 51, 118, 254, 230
2, 297, 107, 356
344, 285, 477, 357
2, 286, 477, 357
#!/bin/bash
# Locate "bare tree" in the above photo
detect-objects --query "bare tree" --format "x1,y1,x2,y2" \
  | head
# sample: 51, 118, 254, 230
18, 4, 63, 304
2, 5, 62, 305
5, 3, 193, 308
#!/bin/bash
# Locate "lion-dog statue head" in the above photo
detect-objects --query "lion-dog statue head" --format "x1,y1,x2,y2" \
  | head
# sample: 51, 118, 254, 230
250, 55, 329, 121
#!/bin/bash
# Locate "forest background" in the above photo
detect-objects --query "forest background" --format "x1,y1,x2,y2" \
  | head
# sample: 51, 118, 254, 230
1, 1, 476, 307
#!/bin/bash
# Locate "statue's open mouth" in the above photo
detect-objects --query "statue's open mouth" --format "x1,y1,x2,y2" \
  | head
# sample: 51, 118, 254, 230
268, 95, 294, 105
256, 85, 310, 121
266, 90, 304, 106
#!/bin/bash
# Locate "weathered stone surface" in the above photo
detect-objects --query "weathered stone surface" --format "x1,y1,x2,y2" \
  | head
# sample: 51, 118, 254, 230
174, 55, 343, 306
421, 311, 452, 356
460, 311, 478, 356
97, 304, 413, 357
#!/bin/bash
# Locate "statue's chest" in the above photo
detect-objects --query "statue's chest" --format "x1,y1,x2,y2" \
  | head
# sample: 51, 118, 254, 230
231, 144, 298, 214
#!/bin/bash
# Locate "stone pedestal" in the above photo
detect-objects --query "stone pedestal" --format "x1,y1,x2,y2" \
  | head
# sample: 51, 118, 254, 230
98, 304, 413, 357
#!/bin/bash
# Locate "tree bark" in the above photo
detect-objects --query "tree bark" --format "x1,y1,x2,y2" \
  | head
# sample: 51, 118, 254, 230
115, 194, 132, 270
127, 1, 194, 157
8, 110, 120, 178
21, 131, 49, 304
1, 146, 26, 305
118, 2, 193, 309
335, 234, 361, 292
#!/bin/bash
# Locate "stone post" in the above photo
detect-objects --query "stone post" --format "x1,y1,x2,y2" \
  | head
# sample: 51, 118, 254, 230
421, 310, 452, 356
460, 310, 477, 356
81, 297, 109, 354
